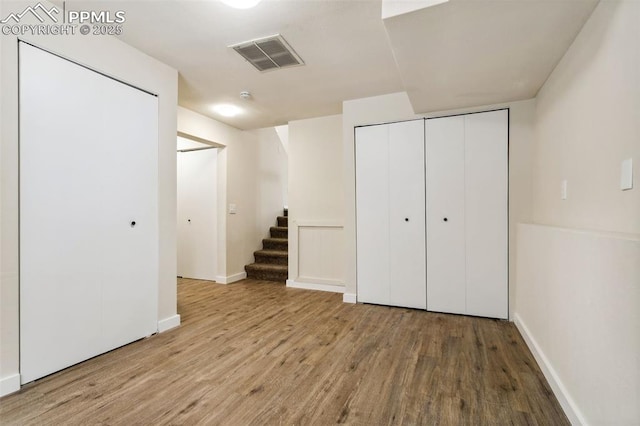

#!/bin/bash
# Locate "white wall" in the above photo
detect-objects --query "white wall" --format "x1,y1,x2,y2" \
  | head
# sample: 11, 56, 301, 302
274, 125, 290, 207
0, 0, 178, 396
506, 100, 536, 317
246, 127, 289, 243
515, 2, 640, 424
342, 92, 536, 311
515, 224, 640, 425
532, 1, 639, 235
288, 114, 345, 291
177, 107, 287, 283
381, 0, 448, 20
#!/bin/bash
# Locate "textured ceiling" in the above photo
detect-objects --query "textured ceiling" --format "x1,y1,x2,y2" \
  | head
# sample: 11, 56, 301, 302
384, 0, 599, 114
67, 0, 597, 130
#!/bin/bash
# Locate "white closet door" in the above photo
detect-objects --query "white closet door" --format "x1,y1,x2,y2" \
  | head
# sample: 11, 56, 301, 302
388, 121, 426, 309
464, 110, 508, 319
20, 43, 158, 383
177, 147, 218, 281
425, 116, 466, 314
356, 125, 390, 305
356, 121, 425, 309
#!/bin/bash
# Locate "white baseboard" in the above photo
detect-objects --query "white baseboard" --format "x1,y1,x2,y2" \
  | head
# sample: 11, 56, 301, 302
286, 279, 344, 294
513, 313, 585, 426
215, 272, 247, 284
0, 373, 21, 397
158, 314, 181, 333
296, 276, 342, 286
342, 293, 357, 304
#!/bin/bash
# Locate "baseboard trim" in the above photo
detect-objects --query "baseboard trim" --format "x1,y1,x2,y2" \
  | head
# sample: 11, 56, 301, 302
296, 276, 342, 286
215, 272, 247, 284
0, 373, 21, 397
158, 314, 181, 333
342, 293, 357, 304
513, 313, 585, 426
286, 279, 344, 294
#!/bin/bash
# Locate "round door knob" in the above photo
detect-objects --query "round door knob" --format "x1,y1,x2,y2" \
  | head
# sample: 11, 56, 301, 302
405, 218, 409, 222
443, 218, 448, 222
131, 221, 136, 227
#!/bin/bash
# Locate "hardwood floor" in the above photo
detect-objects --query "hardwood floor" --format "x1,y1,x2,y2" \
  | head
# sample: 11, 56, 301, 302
0, 278, 568, 425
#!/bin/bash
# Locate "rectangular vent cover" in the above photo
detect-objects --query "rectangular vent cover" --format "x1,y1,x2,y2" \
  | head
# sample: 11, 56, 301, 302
231, 34, 304, 72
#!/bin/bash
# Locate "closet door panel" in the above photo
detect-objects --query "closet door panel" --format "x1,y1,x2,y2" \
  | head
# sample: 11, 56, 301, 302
425, 116, 466, 314
388, 120, 426, 309
99, 81, 158, 350
19, 43, 157, 383
355, 125, 391, 305
464, 110, 508, 319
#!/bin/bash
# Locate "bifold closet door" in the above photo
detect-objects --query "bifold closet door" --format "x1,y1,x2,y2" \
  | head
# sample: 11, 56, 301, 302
425, 110, 508, 319
355, 120, 426, 309
20, 43, 159, 383
425, 116, 466, 315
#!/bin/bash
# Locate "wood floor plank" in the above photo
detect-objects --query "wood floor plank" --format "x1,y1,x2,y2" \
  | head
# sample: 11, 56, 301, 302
0, 278, 569, 425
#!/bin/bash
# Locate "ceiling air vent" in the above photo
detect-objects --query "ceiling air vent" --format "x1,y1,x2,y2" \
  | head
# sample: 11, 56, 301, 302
230, 34, 304, 72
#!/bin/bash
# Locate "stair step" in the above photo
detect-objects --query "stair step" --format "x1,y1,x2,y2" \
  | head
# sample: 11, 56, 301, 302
277, 216, 288, 227
254, 250, 288, 266
270, 226, 288, 238
283, 208, 288, 217
263, 238, 288, 251
245, 263, 288, 282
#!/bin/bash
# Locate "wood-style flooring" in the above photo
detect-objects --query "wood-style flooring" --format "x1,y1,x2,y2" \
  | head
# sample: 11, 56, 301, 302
0, 278, 568, 425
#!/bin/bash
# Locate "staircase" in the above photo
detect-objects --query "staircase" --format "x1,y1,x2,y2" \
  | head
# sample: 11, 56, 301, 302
245, 208, 288, 282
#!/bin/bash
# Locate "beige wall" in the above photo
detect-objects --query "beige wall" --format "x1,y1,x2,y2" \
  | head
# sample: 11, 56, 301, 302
228, 127, 287, 276
246, 127, 289, 249
505, 100, 536, 317
1, 0, 178, 395
177, 107, 287, 283
532, 0, 640, 235
288, 115, 345, 290
515, 2, 640, 423
516, 224, 640, 424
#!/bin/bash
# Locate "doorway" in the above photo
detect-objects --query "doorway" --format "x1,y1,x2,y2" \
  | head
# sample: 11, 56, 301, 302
177, 137, 218, 281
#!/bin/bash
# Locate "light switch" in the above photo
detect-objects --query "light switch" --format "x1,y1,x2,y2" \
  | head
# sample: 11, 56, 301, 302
621, 158, 633, 191
561, 180, 568, 200
229, 204, 237, 214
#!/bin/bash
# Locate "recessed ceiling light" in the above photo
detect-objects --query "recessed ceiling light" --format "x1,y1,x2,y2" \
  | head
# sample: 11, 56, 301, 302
213, 104, 243, 117
220, 0, 262, 9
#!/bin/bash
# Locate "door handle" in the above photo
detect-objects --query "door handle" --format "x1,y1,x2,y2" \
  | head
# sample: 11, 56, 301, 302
130, 221, 136, 227
443, 217, 448, 222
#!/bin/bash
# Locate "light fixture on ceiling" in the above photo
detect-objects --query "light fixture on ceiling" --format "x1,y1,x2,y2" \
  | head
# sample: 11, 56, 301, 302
219, 0, 262, 9
240, 91, 251, 100
213, 104, 243, 117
